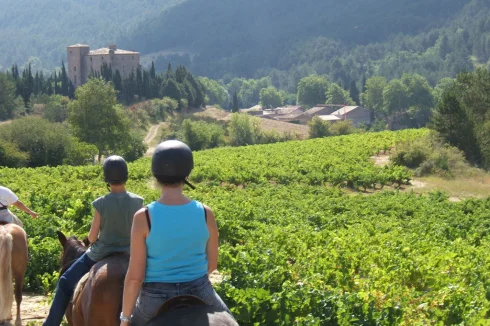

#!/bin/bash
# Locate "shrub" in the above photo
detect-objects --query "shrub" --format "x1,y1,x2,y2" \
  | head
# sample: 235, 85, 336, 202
308, 117, 329, 138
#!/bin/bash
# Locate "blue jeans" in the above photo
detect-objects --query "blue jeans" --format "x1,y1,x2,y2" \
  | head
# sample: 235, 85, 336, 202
43, 253, 96, 326
132, 275, 232, 326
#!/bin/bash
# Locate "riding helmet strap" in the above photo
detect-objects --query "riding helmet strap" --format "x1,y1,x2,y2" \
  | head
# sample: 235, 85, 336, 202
145, 206, 151, 232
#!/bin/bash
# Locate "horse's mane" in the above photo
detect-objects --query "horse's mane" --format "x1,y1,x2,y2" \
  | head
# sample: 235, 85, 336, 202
60, 236, 87, 275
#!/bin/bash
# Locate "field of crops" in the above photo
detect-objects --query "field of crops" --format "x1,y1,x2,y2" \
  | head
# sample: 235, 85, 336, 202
2, 129, 490, 325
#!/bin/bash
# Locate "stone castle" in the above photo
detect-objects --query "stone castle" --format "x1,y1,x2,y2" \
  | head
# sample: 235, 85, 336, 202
67, 44, 140, 88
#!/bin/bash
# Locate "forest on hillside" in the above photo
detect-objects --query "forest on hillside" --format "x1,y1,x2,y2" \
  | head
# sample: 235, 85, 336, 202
0, 0, 181, 71
2, 0, 489, 88
121, 0, 490, 89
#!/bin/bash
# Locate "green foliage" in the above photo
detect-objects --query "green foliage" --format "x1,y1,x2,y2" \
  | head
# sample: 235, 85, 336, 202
297, 75, 329, 108
232, 92, 239, 113
326, 83, 355, 105
8, 129, 490, 324
178, 119, 226, 151
328, 120, 358, 136
391, 133, 469, 177
39, 95, 70, 123
0, 117, 72, 167
0, 72, 17, 120
259, 86, 283, 109
308, 117, 330, 139
431, 69, 490, 167
198, 77, 229, 108
64, 139, 98, 166
227, 113, 261, 147
237, 77, 272, 109
68, 79, 133, 159
0, 142, 29, 167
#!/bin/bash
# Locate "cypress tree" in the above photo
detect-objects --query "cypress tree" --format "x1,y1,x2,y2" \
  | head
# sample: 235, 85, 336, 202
349, 80, 360, 105
232, 92, 239, 112
60, 61, 69, 96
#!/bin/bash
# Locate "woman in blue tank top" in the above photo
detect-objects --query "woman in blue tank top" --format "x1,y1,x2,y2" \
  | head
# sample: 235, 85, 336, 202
120, 140, 232, 325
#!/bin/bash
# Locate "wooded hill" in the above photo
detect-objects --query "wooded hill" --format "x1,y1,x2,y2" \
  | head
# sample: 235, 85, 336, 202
119, 0, 489, 89
1, 0, 489, 89
0, 0, 181, 71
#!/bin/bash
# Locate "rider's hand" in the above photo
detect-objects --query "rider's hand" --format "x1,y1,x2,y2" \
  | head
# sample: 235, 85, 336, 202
30, 211, 39, 218
120, 322, 131, 326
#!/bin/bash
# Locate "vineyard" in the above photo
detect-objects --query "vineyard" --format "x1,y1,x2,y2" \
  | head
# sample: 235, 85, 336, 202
2, 129, 490, 325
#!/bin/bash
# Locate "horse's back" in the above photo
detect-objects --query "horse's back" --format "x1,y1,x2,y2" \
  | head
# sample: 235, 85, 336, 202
147, 305, 238, 326
73, 253, 129, 326
0, 224, 27, 269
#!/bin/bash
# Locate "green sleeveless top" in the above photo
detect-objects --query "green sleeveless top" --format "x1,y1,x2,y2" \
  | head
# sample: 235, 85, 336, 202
86, 191, 143, 261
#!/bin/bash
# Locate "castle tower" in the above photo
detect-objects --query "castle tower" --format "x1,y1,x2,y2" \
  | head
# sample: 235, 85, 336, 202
67, 44, 90, 88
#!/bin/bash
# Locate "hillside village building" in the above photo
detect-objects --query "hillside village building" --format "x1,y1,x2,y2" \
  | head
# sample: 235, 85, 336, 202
67, 44, 140, 88
242, 104, 372, 126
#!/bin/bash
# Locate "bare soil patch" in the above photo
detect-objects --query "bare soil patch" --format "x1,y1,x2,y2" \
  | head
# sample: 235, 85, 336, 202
6, 293, 48, 326
371, 154, 391, 167
144, 122, 166, 156
193, 106, 309, 138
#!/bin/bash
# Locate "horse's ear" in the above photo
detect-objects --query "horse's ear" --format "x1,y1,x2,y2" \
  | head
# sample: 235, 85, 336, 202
56, 231, 67, 247
82, 237, 90, 247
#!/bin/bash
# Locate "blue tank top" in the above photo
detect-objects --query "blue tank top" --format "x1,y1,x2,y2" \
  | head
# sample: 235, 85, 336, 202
145, 200, 209, 283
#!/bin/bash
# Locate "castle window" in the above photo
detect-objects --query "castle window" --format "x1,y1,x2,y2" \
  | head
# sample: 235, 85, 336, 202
101, 56, 104, 60
74, 66, 76, 72
90, 57, 92, 62
70, 50, 72, 54
132, 56, 134, 60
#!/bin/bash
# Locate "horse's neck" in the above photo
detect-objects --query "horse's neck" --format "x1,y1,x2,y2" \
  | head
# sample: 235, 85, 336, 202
61, 242, 87, 274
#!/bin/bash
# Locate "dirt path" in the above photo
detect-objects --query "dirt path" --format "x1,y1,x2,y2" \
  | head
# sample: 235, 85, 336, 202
144, 122, 165, 156
7, 293, 48, 326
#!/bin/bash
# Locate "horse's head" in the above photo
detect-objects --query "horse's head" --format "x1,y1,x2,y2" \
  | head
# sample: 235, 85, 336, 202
56, 231, 89, 273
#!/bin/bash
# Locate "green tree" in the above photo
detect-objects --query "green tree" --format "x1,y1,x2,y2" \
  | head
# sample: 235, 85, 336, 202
228, 113, 261, 146
308, 117, 329, 139
297, 75, 329, 108
259, 86, 283, 109
0, 72, 17, 120
198, 77, 229, 108
433, 77, 455, 105
383, 79, 410, 118
68, 78, 131, 161
362, 76, 387, 116
232, 92, 239, 113
326, 83, 355, 105
432, 90, 480, 164
0, 117, 71, 167
349, 81, 360, 105
42, 95, 70, 123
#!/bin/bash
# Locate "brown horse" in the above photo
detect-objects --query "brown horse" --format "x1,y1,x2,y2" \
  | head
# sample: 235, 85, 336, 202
56, 231, 129, 326
58, 232, 237, 326
0, 223, 28, 326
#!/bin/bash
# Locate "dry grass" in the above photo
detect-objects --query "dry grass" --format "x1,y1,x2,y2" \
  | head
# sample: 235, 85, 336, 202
192, 106, 309, 138
409, 171, 490, 200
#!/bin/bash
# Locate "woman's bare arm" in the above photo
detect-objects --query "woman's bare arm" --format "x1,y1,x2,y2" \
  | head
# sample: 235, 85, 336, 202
205, 205, 219, 274
120, 209, 148, 325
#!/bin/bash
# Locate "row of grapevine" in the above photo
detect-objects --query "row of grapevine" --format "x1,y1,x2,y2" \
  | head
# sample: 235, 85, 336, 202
2, 129, 489, 324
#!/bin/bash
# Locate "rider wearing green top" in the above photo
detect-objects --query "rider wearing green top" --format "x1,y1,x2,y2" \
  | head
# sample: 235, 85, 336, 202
44, 156, 143, 326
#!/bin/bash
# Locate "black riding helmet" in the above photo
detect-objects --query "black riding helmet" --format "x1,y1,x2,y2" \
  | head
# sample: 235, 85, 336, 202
152, 140, 195, 189
103, 155, 128, 184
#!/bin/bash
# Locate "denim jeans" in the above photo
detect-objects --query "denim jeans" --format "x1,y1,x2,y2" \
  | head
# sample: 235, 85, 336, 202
43, 253, 96, 326
132, 275, 232, 326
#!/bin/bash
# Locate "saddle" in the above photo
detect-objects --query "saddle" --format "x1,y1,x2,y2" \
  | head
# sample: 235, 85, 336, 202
146, 296, 238, 326
155, 295, 207, 315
